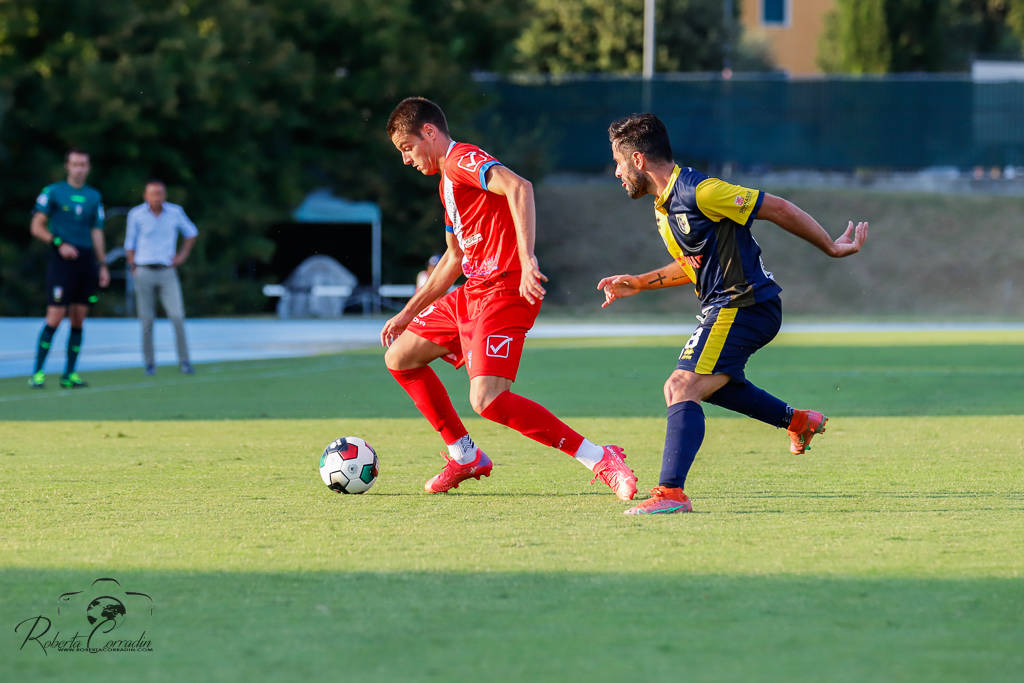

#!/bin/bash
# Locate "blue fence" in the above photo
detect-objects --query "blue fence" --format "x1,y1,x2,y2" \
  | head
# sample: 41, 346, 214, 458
477, 75, 1024, 171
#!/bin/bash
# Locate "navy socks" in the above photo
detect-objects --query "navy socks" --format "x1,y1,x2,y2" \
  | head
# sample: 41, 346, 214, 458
659, 401, 705, 489
705, 380, 792, 429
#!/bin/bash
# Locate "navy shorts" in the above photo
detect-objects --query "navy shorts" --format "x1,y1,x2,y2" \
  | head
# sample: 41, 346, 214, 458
46, 248, 99, 306
676, 297, 782, 383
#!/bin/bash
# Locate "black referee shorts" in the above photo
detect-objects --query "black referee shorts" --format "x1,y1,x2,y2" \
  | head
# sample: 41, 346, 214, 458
45, 247, 99, 306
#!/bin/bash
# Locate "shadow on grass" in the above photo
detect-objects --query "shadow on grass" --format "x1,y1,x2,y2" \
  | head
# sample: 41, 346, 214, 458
3, 568, 1021, 683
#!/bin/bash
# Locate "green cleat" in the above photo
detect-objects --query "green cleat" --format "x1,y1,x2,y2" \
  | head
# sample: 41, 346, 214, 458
59, 372, 88, 389
28, 371, 45, 389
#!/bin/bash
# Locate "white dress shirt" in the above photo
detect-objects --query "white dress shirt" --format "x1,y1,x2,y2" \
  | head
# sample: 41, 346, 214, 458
124, 202, 198, 266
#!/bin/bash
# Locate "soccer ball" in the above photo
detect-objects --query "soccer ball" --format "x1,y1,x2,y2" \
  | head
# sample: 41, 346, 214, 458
319, 436, 380, 494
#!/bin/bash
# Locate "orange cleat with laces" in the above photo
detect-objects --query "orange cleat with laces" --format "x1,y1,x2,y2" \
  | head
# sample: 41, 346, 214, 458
787, 409, 828, 455
624, 486, 692, 515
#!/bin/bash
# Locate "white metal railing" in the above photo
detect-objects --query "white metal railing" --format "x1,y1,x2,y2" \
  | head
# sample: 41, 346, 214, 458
262, 283, 416, 299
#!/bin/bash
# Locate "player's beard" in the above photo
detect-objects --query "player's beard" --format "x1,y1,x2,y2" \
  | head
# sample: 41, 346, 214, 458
621, 166, 648, 199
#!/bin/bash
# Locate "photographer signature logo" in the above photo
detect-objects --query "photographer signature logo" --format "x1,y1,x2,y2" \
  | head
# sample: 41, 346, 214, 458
14, 577, 154, 655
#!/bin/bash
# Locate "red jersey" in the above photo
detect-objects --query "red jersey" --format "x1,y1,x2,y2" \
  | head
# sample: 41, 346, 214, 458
439, 141, 521, 293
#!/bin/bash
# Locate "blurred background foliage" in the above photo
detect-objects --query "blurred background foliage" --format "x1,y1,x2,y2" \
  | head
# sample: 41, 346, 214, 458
818, 0, 1024, 73
0, 0, 524, 315
2, 0, 1024, 316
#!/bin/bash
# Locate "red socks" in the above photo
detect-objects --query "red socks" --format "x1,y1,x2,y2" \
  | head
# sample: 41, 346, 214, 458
390, 369, 585, 457
480, 390, 584, 455
389, 367, 467, 444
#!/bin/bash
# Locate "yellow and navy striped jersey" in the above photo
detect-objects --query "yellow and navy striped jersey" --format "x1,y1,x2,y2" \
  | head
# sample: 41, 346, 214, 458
654, 165, 781, 308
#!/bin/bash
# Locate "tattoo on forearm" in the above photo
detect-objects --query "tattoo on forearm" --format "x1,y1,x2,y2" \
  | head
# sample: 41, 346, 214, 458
648, 272, 666, 286
671, 274, 688, 281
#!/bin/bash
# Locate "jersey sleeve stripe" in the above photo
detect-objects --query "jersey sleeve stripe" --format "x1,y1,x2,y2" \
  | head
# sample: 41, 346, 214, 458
745, 190, 765, 228
478, 160, 501, 191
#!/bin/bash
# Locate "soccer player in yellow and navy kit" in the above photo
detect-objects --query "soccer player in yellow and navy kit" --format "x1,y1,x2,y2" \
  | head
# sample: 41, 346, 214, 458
598, 114, 868, 515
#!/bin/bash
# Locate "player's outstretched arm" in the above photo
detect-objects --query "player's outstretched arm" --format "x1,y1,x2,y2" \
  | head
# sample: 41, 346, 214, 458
485, 164, 548, 305
757, 194, 868, 258
380, 235, 462, 347
597, 261, 691, 308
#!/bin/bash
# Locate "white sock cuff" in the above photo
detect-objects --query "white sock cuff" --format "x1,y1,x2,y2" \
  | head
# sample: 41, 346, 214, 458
573, 439, 605, 471
447, 435, 477, 464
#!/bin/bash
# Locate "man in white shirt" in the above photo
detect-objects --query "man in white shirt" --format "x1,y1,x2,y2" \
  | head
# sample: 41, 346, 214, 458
124, 180, 199, 375
415, 254, 441, 291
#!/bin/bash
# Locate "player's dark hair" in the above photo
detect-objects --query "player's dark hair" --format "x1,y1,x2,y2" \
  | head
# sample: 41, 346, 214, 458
386, 97, 450, 138
608, 114, 673, 163
145, 178, 165, 188
64, 147, 89, 162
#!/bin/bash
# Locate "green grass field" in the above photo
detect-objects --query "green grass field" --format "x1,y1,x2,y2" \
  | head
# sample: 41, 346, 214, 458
2, 330, 1022, 682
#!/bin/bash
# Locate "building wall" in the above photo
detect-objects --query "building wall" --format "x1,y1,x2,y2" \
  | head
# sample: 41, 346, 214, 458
739, 0, 835, 75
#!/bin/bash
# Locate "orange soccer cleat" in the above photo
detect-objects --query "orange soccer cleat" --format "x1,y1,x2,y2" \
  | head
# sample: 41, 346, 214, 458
590, 445, 638, 501
787, 409, 828, 455
624, 486, 692, 515
424, 448, 493, 493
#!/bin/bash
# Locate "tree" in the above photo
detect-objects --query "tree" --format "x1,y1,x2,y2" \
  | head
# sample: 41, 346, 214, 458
0, 0, 525, 315
819, 0, 1023, 74
510, 0, 769, 75
818, 0, 895, 74
1010, 0, 1024, 42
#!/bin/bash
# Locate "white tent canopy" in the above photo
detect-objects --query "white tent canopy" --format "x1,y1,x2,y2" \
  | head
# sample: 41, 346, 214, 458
291, 189, 381, 312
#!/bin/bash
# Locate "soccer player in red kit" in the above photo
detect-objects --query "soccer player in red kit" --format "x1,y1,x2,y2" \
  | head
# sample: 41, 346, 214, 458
381, 97, 637, 500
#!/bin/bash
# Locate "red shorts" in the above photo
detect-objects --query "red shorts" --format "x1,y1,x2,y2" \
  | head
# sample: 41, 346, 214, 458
408, 279, 540, 381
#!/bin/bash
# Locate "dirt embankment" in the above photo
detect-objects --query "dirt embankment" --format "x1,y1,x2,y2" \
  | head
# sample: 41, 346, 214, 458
535, 178, 1022, 319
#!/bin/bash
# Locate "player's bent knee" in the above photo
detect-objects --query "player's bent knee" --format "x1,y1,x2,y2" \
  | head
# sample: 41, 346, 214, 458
468, 396, 488, 416
664, 371, 704, 405
383, 345, 409, 371
384, 335, 445, 371
663, 376, 685, 405
469, 382, 508, 415
468, 389, 495, 416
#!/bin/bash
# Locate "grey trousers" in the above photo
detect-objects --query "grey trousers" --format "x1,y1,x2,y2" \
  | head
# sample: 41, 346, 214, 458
134, 266, 190, 367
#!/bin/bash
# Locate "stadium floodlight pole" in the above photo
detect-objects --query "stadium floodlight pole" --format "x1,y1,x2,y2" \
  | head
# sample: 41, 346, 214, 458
723, 0, 734, 71
642, 0, 655, 111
